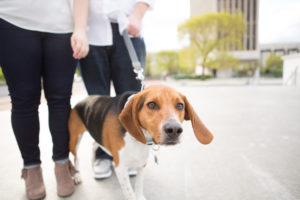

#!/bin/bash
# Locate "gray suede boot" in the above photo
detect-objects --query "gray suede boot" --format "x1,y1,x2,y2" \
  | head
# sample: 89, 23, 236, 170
54, 161, 77, 197
21, 167, 46, 200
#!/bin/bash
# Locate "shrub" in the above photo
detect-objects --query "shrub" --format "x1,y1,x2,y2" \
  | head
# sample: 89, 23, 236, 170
262, 53, 283, 77
173, 74, 213, 80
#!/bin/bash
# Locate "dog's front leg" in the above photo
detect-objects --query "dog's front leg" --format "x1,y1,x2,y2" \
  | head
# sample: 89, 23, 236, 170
135, 167, 146, 200
114, 165, 136, 200
73, 157, 82, 184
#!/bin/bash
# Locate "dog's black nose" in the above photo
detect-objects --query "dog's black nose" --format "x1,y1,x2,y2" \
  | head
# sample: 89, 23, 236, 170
163, 122, 183, 137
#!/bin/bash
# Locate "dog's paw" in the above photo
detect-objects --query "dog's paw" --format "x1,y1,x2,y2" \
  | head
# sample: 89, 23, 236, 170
73, 172, 82, 185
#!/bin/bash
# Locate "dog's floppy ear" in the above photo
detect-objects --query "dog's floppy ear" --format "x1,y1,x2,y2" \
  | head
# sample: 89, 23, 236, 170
183, 96, 213, 144
119, 94, 147, 144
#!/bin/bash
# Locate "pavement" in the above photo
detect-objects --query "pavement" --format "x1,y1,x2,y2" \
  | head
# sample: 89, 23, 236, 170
0, 78, 299, 200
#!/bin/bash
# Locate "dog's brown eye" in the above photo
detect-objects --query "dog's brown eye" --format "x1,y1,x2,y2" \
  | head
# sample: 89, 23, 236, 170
147, 102, 158, 110
176, 103, 184, 111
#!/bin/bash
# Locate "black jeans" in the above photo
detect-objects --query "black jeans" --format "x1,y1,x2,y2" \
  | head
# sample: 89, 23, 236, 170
0, 18, 77, 166
79, 23, 146, 160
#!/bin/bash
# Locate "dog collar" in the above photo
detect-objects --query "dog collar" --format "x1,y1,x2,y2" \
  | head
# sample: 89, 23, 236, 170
145, 134, 155, 146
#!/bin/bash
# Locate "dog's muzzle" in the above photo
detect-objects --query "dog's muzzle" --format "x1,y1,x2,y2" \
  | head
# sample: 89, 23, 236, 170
161, 121, 183, 145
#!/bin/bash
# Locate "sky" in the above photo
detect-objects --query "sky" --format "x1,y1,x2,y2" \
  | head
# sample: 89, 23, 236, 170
142, 0, 300, 52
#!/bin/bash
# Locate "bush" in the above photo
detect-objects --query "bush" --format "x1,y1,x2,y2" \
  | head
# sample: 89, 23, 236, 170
262, 53, 283, 77
173, 74, 213, 80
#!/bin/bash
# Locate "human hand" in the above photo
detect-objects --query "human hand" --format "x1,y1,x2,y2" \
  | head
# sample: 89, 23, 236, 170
127, 13, 143, 37
71, 30, 89, 59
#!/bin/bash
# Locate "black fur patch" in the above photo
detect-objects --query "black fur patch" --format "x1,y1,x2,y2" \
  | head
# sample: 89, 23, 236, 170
74, 91, 136, 145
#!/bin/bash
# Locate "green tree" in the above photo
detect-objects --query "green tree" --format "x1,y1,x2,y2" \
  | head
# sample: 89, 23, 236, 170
234, 61, 258, 77
206, 52, 239, 70
178, 47, 196, 75
145, 53, 154, 77
178, 12, 246, 78
262, 53, 283, 77
155, 50, 179, 75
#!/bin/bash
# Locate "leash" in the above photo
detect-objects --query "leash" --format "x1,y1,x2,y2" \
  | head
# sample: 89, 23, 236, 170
122, 30, 145, 91
123, 30, 160, 164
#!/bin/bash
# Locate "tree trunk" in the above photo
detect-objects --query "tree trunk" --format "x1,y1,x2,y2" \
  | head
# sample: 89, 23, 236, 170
201, 56, 207, 80
202, 66, 205, 80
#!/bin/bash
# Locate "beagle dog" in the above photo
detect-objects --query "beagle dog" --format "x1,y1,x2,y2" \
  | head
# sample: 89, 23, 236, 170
68, 85, 213, 200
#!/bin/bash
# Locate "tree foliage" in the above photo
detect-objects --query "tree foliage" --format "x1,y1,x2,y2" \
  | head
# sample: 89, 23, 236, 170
178, 47, 197, 74
234, 61, 258, 77
155, 50, 179, 75
178, 12, 246, 77
262, 53, 283, 76
206, 52, 239, 70
145, 53, 155, 77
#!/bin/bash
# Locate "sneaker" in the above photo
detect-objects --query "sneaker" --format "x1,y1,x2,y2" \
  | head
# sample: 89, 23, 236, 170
128, 167, 137, 177
93, 159, 112, 179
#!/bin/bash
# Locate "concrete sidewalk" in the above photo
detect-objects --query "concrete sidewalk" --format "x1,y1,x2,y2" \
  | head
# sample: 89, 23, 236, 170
0, 81, 300, 200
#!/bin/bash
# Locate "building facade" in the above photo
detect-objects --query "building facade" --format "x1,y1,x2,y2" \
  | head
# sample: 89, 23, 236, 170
260, 43, 300, 66
190, 0, 260, 74
190, 0, 259, 52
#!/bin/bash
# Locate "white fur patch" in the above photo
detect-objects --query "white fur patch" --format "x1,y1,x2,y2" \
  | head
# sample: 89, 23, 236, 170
117, 132, 150, 168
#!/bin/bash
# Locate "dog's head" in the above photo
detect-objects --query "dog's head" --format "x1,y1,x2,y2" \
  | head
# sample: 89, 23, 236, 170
119, 85, 213, 145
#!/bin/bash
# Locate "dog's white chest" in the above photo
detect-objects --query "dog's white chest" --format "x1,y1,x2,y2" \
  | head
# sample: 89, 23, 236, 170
118, 132, 150, 168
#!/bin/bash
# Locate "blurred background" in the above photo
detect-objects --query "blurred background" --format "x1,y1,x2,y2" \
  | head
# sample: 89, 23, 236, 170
1, 0, 300, 85
0, 0, 300, 199
141, 0, 300, 83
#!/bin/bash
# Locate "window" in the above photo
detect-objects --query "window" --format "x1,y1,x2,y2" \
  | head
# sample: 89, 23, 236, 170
247, 0, 250, 22
217, 0, 221, 12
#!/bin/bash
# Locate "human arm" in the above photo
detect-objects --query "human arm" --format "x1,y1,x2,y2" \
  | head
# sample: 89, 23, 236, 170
127, 2, 150, 37
71, 0, 89, 59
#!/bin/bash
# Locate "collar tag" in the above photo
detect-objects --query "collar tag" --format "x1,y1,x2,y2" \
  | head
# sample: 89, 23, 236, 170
154, 154, 159, 165
152, 144, 160, 165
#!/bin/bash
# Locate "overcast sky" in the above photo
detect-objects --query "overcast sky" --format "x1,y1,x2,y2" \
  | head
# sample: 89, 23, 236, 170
143, 0, 300, 52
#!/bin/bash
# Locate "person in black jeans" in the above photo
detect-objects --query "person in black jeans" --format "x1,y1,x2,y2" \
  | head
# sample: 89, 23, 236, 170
0, 1, 88, 197
80, 22, 146, 179
0, 23, 77, 166
79, 0, 152, 179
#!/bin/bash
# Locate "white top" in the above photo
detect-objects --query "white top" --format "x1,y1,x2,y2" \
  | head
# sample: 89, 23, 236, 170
0, 0, 74, 33
87, 0, 154, 46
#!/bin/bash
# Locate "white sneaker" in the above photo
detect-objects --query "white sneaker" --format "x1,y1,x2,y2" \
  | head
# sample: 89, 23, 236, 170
93, 159, 112, 179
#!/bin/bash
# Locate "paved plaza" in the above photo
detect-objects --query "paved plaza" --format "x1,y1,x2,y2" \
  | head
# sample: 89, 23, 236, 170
0, 79, 299, 200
